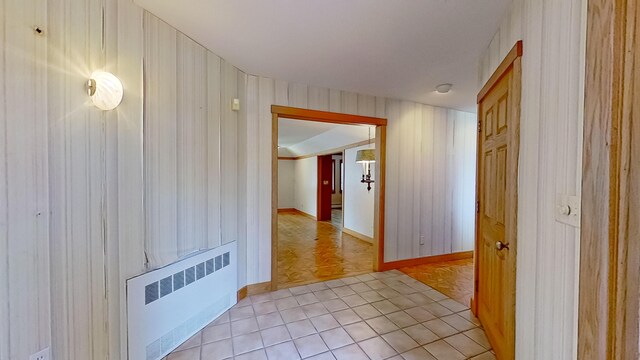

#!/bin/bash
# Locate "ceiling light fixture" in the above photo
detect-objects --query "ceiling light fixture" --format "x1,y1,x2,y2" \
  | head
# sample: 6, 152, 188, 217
355, 126, 375, 192
87, 71, 124, 110
435, 83, 453, 94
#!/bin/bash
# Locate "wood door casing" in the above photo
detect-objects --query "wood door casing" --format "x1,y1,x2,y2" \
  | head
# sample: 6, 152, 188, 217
317, 155, 333, 221
475, 41, 522, 360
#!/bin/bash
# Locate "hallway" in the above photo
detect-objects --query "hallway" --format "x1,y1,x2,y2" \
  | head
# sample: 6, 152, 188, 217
277, 210, 373, 288
166, 270, 494, 360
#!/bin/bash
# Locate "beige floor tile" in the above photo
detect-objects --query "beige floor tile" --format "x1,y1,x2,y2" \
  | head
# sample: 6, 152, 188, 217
280, 307, 307, 323
400, 347, 437, 360
470, 351, 497, 360
358, 336, 397, 360
202, 323, 231, 344
438, 299, 468, 313
167, 347, 201, 360
404, 307, 436, 323
422, 318, 458, 338
424, 340, 466, 360
371, 300, 401, 315
322, 299, 349, 312
314, 289, 339, 301
231, 317, 259, 336
402, 324, 439, 346
287, 319, 317, 339
261, 325, 292, 347
342, 294, 367, 307
343, 321, 377, 342
366, 316, 400, 335
381, 330, 419, 353
234, 349, 267, 360
331, 344, 369, 360
296, 293, 320, 306
253, 301, 278, 316
294, 333, 329, 358
310, 313, 340, 332
332, 309, 361, 326
444, 333, 486, 357
175, 332, 202, 352
265, 341, 301, 360
386, 311, 418, 328
319, 327, 354, 350
302, 303, 329, 318
440, 313, 477, 332
256, 312, 284, 330
306, 351, 336, 360
352, 304, 383, 320
464, 328, 492, 349
421, 302, 453, 317
232, 332, 264, 355
230, 305, 256, 321
201, 339, 233, 360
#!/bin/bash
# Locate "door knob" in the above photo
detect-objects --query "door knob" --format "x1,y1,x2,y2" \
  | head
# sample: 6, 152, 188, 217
495, 241, 509, 251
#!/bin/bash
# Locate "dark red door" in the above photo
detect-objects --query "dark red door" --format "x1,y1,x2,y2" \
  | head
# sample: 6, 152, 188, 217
317, 155, 333, 221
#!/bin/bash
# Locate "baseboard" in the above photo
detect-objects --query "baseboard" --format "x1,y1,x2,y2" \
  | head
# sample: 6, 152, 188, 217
379, 251, 473, 271
277, 208, 316, 220
237, 281, 272, 301
277, 208, 296, 213
342, 227, 374, 243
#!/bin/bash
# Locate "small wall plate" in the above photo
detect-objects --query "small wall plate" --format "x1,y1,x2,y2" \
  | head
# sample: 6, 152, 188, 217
555, 194, 581, 228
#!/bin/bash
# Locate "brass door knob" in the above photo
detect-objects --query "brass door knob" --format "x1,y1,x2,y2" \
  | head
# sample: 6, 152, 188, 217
495, 241, 509, 251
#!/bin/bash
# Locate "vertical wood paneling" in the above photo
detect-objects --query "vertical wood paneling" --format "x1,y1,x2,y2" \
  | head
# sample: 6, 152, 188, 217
383, 99, 401, 261
177, 34, 208, 257
308, 86, 329, 111
341, 92, 358, 115
2, 1, 50, 359
478, 0, 587, 358
289, 83, 308, 108
207, 53, 222, 249
257, 77, 275, 283
246, 75, 260, 283
397, 101, 416, 259
329, 89, 341, 112
111, 0, 146, 357
357, 94, 376, 117
420, 106, 436, 257
237, 71, 248, 287
144, 13, 178, 265
275, 80, 289, 106
221, 60, 238, 245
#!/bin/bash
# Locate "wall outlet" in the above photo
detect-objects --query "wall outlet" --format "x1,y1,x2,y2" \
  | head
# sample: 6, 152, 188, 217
29, 348, 49, 360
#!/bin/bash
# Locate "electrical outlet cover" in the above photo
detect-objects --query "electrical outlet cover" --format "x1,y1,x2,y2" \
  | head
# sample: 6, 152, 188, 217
29, 348, 49, 360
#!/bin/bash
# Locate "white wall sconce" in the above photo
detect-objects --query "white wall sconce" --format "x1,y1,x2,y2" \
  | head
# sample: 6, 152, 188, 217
87, 71, 124, 110
356, 126, 375, 192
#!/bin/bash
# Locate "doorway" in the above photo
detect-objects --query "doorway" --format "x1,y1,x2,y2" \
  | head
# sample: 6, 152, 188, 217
473, 41, 522, 360
271, 106, 387, 290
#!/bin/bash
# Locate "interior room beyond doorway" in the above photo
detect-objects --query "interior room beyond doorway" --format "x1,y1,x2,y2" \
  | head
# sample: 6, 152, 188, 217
276, 116, 379, 288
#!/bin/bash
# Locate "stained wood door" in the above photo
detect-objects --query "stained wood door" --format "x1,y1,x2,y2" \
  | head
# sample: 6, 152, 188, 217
475, 43, 521, 360
317, 155, 333, 221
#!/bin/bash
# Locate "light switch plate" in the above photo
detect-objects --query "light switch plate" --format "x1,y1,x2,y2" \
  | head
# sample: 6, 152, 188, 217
555, 194, 581, 227
29, 348, 49, 360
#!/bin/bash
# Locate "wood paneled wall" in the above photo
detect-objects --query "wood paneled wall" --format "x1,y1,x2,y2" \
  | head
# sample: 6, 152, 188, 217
244, 78, 477, 283
478, 0, 587, 358
1, 1, 477, 359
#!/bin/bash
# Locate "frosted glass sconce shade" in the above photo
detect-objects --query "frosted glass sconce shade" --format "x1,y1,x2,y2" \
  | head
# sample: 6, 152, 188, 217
87, 71, 124, 110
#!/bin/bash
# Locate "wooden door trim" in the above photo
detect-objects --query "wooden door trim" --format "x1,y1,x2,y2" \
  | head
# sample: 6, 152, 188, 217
477, 41, 523, 103
473, 41, 522, 360
272, 105, 387, 126
271, 106, 387, 290
578, 0, 639, 358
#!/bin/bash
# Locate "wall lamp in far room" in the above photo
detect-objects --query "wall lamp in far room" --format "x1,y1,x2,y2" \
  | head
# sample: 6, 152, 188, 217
86, 71, 124, 110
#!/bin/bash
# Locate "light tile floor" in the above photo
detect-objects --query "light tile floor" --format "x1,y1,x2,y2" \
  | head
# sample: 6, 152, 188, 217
165, 270, 494, 360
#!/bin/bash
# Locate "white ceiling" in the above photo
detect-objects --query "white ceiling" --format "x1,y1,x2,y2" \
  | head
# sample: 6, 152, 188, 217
278, 119, 371, 157
278, 119, 336, 148
134, 0, 511, 112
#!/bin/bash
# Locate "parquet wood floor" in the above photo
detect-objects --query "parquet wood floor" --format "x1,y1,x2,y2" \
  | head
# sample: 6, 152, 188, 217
400, 258, 474, 306
277, 210, 373, 288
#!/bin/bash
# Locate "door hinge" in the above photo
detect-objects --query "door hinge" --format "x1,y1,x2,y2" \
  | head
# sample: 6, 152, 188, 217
476, 201, 480, 213
478, 121, 482, 133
